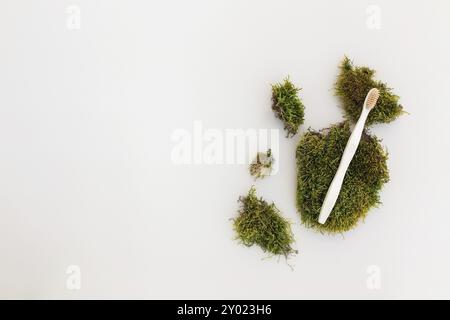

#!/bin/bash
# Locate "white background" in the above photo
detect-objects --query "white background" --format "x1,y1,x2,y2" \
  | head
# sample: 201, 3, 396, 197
1, 0, 450, 299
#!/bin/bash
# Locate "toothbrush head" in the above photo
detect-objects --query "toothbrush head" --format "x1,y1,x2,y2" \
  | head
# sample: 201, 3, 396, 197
365, 88, 380, 110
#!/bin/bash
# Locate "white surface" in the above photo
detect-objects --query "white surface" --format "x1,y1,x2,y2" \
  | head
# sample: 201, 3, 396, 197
1, 0, 450, 299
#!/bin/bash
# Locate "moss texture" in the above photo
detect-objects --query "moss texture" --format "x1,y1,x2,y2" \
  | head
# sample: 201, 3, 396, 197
296, 122, 389, 233
249, 149, 274, 179
234, 186, 297, 257
271, 78, 305, 137
335, 57, 404, 126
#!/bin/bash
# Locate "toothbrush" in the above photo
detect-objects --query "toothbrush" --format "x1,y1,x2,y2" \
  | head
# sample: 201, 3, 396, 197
318, 88, 380, 224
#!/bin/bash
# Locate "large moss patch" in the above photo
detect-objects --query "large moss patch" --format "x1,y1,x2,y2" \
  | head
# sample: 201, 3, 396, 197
296, 122, 389, 233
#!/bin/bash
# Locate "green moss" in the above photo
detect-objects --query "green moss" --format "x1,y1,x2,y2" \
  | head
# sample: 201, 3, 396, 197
271, 78, 305, 137
335, 56, 404, 126
234, 186, 297, 257
249, 149, 274, 179
296, 122, 389, 233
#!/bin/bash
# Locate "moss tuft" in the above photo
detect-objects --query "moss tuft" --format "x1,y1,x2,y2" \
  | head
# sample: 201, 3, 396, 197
271, 78, 305, 137
249, 149, 274, 179
296, 122, 389, 233
335, 56, 404, 126
234, 186, 297, 257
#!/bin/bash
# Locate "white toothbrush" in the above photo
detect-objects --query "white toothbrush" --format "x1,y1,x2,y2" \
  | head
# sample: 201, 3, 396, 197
318, 88, 380, 224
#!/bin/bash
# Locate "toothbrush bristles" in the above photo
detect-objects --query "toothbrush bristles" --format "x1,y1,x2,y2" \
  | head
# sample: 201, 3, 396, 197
366, 88, 380, 109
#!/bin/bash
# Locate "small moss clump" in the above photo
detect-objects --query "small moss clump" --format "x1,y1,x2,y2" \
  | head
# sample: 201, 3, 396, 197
335, 57, 404, 126
234, 186, 297, 257
296, 122, 389, 233
271, 78, 305, 137
249, 149, 274, 179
